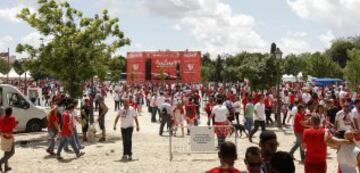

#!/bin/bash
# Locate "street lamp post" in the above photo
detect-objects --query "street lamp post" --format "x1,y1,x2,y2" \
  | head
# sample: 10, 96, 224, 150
275, 48, 283, 127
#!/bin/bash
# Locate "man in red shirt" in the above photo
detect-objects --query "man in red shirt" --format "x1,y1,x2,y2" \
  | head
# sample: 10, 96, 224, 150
0, 107, 17, 172
289, 104, 307, 163
264, 93, 273, 125
185, 98, 196, 135
205, 97, 215, 126
57, 104, 85, 160
302, 115, 350, 173
205, 141, 242, 173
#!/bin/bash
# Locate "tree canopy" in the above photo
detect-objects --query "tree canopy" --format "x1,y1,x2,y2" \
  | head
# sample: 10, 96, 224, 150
16, 0, 130, 97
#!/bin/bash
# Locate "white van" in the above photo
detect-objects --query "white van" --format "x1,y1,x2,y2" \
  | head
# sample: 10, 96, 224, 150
0, 84, 48, 132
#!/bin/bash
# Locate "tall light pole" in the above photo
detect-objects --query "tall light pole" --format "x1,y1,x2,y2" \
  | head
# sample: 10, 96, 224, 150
275, 48, 283, 127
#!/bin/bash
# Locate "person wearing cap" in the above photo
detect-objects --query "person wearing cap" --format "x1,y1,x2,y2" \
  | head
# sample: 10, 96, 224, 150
259, 131, 278, 173
205, 141, 243, 173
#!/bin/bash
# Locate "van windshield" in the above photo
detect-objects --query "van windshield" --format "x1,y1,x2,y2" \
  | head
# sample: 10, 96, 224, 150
7, 92, 30, 109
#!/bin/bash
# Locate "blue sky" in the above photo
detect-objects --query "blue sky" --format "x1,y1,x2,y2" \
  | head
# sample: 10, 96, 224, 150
0, 0, 359, 58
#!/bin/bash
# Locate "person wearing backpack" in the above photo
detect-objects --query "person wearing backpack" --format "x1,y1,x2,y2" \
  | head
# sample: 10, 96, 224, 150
224, 97, 235, 122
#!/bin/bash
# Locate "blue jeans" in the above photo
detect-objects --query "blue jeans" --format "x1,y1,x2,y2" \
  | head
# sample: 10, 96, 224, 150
244, 117, 253, 133
47, 128, 58, 151
289, 132, 305, 161
57, 135, 80, 156
73, 128, 81, 149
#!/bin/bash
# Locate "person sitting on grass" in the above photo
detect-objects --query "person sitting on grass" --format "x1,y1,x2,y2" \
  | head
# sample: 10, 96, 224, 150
205, 141, 243, 173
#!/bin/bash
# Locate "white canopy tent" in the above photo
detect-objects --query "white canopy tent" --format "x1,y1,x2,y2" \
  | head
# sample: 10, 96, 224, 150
0, 72, 6, 78
20, 71, 32, 79
7, 68, 19, 79
282, 74, 296, 82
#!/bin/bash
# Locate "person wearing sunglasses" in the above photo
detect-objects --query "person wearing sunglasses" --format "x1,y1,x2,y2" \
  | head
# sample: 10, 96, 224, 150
244, 146, 263, 173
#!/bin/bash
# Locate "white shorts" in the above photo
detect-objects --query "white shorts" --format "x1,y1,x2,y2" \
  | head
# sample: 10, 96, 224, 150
339, 164, 357, 173
337, 144, 360, 167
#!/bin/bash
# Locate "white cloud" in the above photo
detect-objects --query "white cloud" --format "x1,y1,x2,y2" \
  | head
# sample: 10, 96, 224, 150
21, 32, 43, 47
0, 36, 14, 51
278, 32, 312, 55
0, 5, 25, 23
319, 30, 335, 48
172, 24, 182, 31
142, 0, 267, 55
287, 0, 360, 36
279, 37, 311, 55
287, 31, 307, 37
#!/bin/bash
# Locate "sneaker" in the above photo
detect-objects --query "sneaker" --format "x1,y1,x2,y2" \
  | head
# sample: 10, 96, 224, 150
128, 156, 132, 161
46, 149, 56, 155
121, 155, 127, 161
76, 152, 85, 158
56, 155, 64, 160
79, 146, 85, 150
4, 167, 12, 172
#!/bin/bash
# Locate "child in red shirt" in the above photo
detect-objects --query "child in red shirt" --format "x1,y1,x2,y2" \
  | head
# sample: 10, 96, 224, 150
206, 141, 242, 173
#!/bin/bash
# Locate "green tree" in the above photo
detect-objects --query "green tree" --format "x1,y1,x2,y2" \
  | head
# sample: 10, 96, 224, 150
12, 60, 25, 75
305, 52, 342, 78
214, 55, 224, 82
0, 59, 10, 74
327, 39, 354, 68
344, 49, 360, 92
16, 0, 130, 97
108, 56, 125, 82
283, 54, 306, 76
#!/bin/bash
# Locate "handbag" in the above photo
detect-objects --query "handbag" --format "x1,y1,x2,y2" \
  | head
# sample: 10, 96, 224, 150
1, 135, 14, 152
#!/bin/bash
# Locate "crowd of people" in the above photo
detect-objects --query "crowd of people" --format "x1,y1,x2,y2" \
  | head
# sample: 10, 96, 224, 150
1, 80, 360, 172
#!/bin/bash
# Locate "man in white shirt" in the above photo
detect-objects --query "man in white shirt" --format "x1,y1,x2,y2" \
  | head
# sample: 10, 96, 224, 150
211, 97, 230, 147
150, 93, 158, 123
335, 102, 352, 138
302, 92, 311, 105
249, 96, 266, 143
156, 92, 166, 122
113, 99, 140, 161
